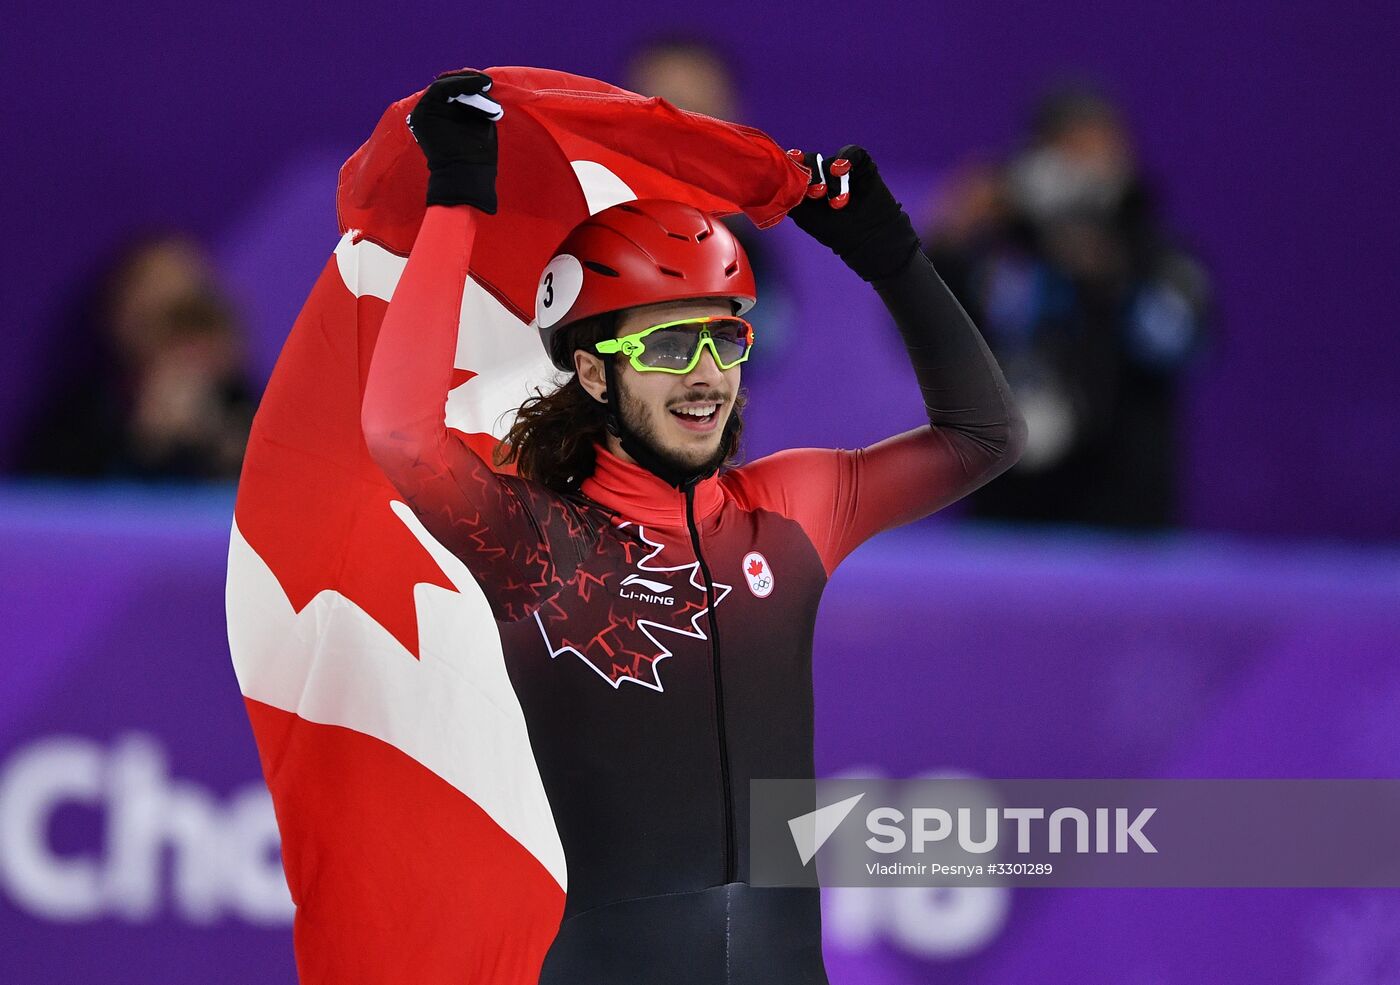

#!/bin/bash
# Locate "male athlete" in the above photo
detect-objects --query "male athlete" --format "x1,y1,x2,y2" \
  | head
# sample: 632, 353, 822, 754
362, 71, 1026, 985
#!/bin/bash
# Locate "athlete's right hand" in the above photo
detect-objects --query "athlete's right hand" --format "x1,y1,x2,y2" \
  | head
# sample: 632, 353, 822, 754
407, 69, 504, 213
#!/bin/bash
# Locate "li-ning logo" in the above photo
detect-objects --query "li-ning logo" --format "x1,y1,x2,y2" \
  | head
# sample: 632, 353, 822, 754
533, 523, 732, 691
619, 573, 675, 606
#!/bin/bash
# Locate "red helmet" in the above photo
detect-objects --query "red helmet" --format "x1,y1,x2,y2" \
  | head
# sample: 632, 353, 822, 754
535, 199, 757, 370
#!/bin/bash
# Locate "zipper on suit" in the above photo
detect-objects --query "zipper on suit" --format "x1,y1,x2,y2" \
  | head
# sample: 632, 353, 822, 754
684, 481, 736, 885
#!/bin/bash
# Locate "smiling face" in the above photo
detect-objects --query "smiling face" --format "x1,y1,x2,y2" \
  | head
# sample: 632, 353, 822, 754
574, 298, 742, 476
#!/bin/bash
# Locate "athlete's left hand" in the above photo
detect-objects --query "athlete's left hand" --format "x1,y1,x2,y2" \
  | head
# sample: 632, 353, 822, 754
787, 144, 921, 282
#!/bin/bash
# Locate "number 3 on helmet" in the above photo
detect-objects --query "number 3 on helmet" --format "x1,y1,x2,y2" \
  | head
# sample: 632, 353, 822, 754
535, 199, 757, 371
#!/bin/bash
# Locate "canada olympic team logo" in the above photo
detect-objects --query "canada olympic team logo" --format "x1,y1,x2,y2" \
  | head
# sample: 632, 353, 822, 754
742, 551, 773, 598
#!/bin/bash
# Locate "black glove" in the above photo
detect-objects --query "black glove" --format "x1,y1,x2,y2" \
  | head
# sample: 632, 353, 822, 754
787, 144, 920, 282
407, 70, 504, 213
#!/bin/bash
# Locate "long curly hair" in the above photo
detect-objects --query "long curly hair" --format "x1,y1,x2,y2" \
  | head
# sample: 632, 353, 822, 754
495, 311, 746, 494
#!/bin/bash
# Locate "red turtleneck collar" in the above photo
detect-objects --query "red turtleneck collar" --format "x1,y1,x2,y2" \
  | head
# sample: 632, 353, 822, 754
579, 443, 726, 528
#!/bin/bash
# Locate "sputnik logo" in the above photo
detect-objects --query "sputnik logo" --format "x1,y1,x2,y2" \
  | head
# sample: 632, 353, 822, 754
532, 523, 731, 692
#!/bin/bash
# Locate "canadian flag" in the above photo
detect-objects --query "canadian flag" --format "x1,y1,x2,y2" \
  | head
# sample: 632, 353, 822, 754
225, 67, 805, 984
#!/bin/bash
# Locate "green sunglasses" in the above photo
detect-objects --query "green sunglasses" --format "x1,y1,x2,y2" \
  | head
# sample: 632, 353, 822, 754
594, 315, 755, 374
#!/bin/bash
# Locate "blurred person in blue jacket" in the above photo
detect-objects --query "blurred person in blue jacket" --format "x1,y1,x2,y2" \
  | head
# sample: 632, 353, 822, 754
15, 232, 257, 480
925, 83, 1209, 529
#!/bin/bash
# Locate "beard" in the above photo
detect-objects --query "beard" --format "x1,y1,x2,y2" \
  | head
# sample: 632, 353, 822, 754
617, 382, 741, 480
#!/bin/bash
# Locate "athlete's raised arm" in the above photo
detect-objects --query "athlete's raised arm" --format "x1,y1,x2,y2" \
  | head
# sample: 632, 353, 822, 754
361, 71, 575, 622
730, 145, 1027, 574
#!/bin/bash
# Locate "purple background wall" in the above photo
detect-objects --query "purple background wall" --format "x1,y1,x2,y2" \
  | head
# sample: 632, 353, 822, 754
6, 10, 1399, 977
4, 1, 1399, 540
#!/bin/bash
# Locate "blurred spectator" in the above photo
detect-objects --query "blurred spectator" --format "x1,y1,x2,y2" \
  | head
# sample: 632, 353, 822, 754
625, 33, 739, 123
15, 232, 257, 481
624, 34, 794, 383
926, 83, 1210, 529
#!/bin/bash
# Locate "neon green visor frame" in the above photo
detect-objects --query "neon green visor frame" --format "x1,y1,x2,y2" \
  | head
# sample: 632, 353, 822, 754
594, 315, 755, 374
